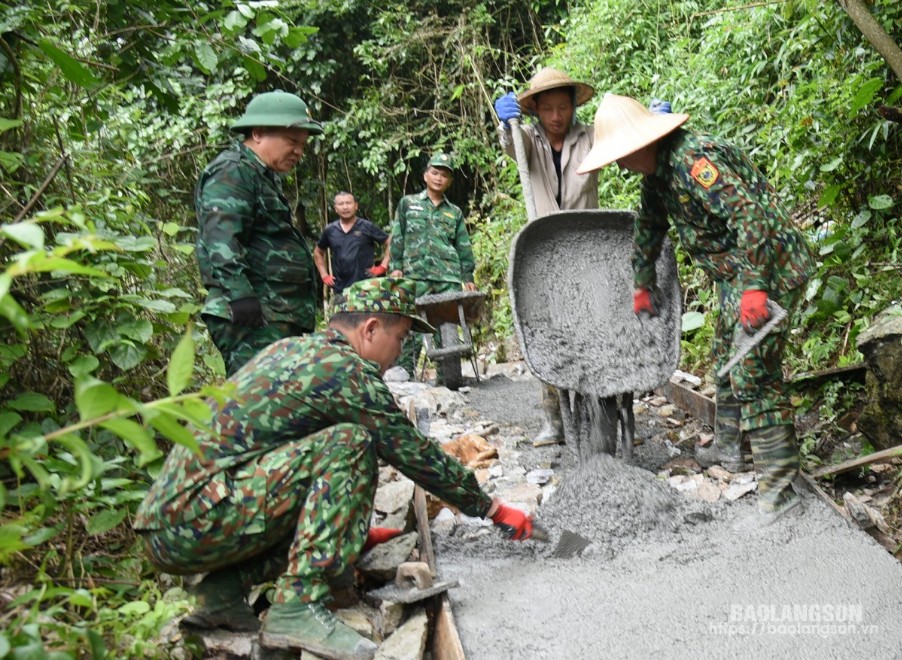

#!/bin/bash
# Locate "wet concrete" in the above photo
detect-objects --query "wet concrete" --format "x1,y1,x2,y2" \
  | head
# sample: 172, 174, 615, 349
436, 374, 902, 658
508, 211, 682, 398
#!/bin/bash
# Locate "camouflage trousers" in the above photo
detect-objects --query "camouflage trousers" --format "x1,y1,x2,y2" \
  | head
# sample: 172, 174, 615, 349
205, 316, 310, 377
141, 423, 376, 604
712, 281, 803, 507
396, 280, 459, 376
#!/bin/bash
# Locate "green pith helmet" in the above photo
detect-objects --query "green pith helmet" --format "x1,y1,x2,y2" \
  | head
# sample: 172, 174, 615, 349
427, 152, 455, 172
231, 91, 324, 134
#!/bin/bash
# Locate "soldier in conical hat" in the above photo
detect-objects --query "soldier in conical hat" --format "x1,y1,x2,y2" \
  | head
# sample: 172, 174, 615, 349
578, 94, 816, 526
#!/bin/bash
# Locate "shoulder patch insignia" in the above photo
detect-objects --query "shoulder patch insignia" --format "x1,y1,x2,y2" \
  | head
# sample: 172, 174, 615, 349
690, 157, 719, 189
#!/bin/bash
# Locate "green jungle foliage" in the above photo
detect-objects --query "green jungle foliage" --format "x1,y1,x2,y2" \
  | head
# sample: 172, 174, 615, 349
0, 0, 899, 655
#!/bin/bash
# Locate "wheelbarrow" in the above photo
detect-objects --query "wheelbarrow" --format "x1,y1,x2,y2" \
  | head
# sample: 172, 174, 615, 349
415, 289, 486, 391
507, 209, 682, 462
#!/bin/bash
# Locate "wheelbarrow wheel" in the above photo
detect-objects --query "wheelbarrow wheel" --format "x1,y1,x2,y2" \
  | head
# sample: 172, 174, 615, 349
438, 322, 463, 390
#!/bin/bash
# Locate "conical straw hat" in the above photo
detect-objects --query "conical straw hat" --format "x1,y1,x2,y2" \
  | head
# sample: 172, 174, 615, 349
577, 94, 689, 174
518, 67, 595, 113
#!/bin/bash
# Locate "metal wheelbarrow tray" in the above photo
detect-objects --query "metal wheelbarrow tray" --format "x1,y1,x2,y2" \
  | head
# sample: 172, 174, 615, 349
508, 210, 681, 455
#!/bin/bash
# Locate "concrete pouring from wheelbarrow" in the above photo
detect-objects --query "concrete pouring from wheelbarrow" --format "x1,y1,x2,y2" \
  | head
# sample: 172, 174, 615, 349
434, 371, 902, 659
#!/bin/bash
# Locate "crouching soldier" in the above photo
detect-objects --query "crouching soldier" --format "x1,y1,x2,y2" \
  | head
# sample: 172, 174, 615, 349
133, 277, 536, 659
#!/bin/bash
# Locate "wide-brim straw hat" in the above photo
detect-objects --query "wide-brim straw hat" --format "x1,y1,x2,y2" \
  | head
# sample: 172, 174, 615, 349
517, 67, 595, 113
577, 94, 689, 174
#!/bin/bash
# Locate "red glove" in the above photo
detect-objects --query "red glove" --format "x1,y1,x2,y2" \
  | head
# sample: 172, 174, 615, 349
363, 527, 402, 552
322, 274, 336, 287
633, 288, 656, 317
740, 290, 770, 332
367, 265, 387, 277
490, 503, 534, 541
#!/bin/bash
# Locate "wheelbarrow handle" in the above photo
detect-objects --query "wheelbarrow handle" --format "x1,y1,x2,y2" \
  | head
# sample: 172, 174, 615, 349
509, 117, 539, 223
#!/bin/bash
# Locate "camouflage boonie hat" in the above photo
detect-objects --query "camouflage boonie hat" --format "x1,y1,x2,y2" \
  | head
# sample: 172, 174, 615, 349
231, 90, 324, 135
334, 278, 436, 334
427, 152, 455, 172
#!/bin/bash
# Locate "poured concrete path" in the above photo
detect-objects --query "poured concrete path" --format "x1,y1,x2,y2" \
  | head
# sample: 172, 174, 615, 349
435, 373, 902, 659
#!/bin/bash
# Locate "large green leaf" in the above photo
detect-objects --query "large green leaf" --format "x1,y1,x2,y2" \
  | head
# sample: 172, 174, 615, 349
167, 325, 195, 397
67, 355, 100, 377
0, 222, 44, 249
0, 150, 24, 172
38, 39, 99, 86
117, 319, 153, 344
86, 508, 127, 536
75, 378, 120, 420
109, 341, 147, 371
0, 411, 22, 438
850, 77, 883, 114
100, 418, 161, 466
0, 118, 23, 133
7, 393, 54, 413
146, 409, 197, 452
868, 194, 893, 210
195, 43, 219, 74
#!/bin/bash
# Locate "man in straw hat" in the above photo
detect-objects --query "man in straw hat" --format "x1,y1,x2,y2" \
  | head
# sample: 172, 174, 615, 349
196, 90, 323, 376
135, 277, 538, 659
577, 94, 815, 525
494, 67, 598, 216
495, 68, 634, 447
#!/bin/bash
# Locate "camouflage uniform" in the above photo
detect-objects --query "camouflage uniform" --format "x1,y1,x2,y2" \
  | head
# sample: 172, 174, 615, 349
390, 189, 475, 374
195, 142, 316, 375
134, 329, 490, 605
633, 129, 815, 507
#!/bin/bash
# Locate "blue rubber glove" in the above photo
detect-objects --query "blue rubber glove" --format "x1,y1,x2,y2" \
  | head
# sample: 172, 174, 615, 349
649, 98, 672, 114
494, 92, 521, 126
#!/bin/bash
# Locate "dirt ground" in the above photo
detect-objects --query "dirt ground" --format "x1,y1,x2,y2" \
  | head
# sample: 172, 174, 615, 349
434, 370, 902, 659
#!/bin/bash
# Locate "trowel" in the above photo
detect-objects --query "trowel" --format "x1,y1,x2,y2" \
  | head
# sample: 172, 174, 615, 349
532, 523, 591, 558
716, 301, 788, 379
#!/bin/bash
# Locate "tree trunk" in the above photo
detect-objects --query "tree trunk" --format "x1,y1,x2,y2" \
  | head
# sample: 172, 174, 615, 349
837, 0, 902, 82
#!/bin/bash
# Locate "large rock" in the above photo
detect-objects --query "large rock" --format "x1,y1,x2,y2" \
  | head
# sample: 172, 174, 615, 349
856, 307, 902, 450
374, 611, 428, 660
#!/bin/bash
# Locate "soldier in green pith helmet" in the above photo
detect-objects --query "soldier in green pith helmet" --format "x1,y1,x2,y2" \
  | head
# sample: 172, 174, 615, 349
195, 90, 323, 376
388, 153, 476, 379
133, 278, 538, 659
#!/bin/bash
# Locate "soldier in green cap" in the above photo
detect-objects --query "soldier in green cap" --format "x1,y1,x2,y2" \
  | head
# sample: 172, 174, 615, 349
389, 153, 476, 378
133, 277, 537, 659
195, 90, 324, 376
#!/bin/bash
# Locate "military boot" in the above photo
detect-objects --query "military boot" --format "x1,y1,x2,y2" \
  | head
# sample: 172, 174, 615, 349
533, 383, 565, 447
749, 423, 803, 524
695, 390, 751, 472
260, 599, 377, 660
180, 569, 260, 632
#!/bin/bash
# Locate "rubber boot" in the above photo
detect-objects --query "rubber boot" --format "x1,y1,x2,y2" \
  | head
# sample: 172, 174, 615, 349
749, 424, 802, 523
533, 383, 565, 447
695, 390, 751, 472
180, 568, 260, 632
260, 599, 377, 660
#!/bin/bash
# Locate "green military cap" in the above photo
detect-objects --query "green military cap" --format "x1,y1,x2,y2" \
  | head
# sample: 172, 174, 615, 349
231, 90, 324, 135
334, 278, 436, 334
427, 152, 455, 172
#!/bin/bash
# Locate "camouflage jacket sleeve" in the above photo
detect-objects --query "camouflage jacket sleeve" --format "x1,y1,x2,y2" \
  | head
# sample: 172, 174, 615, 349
633, 181, 671, 290
355, 368, 491, 518
195, 146, 257, 302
